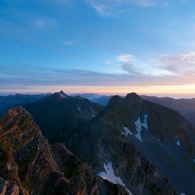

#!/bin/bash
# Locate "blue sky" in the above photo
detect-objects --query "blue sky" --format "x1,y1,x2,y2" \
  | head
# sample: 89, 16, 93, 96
1, 0, 195, 97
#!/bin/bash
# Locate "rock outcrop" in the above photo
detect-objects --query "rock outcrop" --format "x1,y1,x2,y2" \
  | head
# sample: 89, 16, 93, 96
0, 177, 28, 195
0, 107, 129, 194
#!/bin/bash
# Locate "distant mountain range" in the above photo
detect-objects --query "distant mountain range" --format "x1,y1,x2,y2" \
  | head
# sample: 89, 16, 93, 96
81, 94, 195, 127
1, 92, 195, 127
1, 91, 195, 194
141, 95, 195, 127
0, 93, 49, 117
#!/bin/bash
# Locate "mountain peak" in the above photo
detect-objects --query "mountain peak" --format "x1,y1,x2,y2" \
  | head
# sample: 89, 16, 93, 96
50, 90, 69, 99
7, 106, 27, 117
59, 90, 68, 98
125, 92, 140, 100
107, 95, 123, 107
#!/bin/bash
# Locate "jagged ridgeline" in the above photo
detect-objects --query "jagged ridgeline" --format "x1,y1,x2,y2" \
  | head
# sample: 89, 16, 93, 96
1, 91, 195, 194
0, 107, 129, 194
25, 91, 103, 143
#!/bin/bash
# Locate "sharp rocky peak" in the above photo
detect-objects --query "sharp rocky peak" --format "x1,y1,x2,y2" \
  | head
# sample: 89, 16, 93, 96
57, 90, 69, 98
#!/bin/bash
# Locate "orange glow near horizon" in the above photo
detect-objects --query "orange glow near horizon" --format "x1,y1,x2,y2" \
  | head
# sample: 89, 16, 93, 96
1, 84, 195, 98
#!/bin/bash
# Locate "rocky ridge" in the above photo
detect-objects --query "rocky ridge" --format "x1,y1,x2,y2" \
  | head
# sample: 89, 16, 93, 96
25, 91, 103, 143
65, 93, 195, 194
0, 107, 129, 194
2, 91, 195, 194
24, 92, 182, 194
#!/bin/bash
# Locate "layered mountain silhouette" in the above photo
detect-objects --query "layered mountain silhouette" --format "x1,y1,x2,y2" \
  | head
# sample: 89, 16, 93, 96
89, 94, 195, 127
141, 95, 195, 127
0, 93, 48, 118
1, 91, 195, 194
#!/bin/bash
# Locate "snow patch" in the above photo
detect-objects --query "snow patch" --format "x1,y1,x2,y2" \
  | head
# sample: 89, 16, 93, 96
177, 140, 180, 146
78, 106, 81, 112
142, 114, 148, 129
134, 114, 148, 142
98, 161, 125, 186
98, 160, 133, 195
89, 108, 96, 117
60, 93, 66, 98
122, 127, 133, 136
180, 193, 186, 195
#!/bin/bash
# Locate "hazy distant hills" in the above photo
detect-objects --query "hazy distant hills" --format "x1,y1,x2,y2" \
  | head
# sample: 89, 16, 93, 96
1, 91, 195, 194
141, 96, 195, 127
0, 93, 49, 117
1, 92, 195, 128
72, 93, 112, 106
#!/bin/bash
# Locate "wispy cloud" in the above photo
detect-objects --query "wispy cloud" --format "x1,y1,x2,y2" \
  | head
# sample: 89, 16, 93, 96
34, 18, 57, 30
0, 67, 165, 88
1, 62, 195, 94
105, 51, 195, 78
116, 54, 136, 74
85, 0, 170, 16
116, 54, 135, 63
85, 0, 116, 16
153, 51, 195, 75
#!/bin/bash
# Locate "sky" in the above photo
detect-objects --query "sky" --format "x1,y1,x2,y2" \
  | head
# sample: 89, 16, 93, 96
1, 0, 195, 97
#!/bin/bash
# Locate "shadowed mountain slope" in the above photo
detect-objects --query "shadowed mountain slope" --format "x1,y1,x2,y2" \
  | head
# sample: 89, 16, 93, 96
25, 91, 103, 143
142, 95, 195, 127
65, 93, 195, 195
26, 92, 190, 194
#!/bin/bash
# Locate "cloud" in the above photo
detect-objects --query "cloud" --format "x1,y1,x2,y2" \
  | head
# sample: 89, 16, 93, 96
105, 51, 195, 78
116, 54, 135, 63
2, 49, 195, 93
153, 51, 195, 75
104, 60, 115, 65
34, 18, 57, 30
116, 54, 136, 74
1, 64, 195, 94
85, 0, 116, 16
85, 0, 170, 16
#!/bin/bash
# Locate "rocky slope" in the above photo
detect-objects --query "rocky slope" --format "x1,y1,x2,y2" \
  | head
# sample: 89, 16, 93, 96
25, 91, 103, 143
64, 93, 195, 194
5, 91, 195, 194
26, 91, 190, 194
0, 107, 129, 194
142, 95, 195, 127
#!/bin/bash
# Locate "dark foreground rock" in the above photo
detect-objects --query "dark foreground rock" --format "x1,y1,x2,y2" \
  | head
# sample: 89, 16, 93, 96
0, 107, 129, 194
